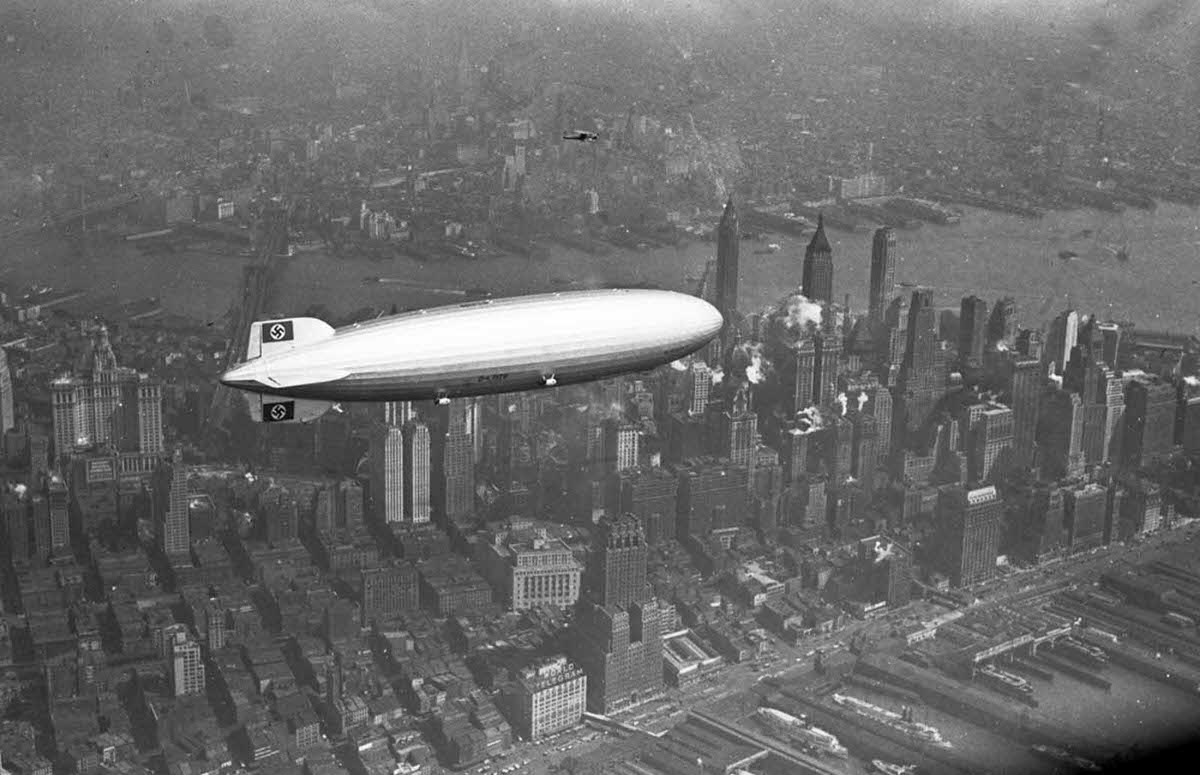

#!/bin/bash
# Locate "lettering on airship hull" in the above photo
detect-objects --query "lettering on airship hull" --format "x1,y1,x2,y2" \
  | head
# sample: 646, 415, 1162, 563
263, 401, 295, 422
262, 320, 294, 342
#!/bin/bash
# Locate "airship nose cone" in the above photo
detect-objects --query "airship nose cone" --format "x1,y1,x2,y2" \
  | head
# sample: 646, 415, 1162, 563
686, 295, 725, 338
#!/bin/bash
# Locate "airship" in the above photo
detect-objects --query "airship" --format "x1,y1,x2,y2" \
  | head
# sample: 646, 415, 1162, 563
221, 289, 723, 423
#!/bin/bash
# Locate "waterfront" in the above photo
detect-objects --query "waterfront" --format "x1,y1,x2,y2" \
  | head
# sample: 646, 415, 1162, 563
4, 202, 1199, 332
1027, 648, 1200, 757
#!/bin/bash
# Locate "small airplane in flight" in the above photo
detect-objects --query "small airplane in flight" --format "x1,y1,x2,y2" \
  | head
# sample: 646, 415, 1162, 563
562, 130, 599, 142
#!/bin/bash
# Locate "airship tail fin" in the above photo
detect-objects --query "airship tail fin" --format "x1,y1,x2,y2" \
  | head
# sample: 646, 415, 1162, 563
244, 391, 334, 424
247, 317, 335, 360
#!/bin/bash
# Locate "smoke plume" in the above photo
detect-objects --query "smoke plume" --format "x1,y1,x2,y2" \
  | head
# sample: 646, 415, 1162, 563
995, 340, 1010, 352
1185, 375, 1200, 388
670, 359, 688, 372
874, 540, 895, 564
796, 406, 824, 432
857, 392, 869, 412
837, 392, 849, 416
738, 342, 767, 385
782, 292, 823, 335
711, 366, 725, 386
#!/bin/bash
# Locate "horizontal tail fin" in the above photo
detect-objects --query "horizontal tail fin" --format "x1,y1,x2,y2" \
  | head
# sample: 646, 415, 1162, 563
246, 317, 335, 360
243, 391, 335, 424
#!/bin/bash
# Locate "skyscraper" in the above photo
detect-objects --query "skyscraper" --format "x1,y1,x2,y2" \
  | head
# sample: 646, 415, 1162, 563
50, 324, 163, 462
155, 449, 190, 559
168, 632, 205, 697
371, 425, 404, 523
715, 386, 756, 468
441, 406, 476, 521
937, 485, 1003, 587
1123, 377, 1177, 468
899, 288, 941, 438
1009, 359, 1042, 467
616, 468, 678, 544
987, 297, 1018, 351
589, 513, 649, 607
867, 383, 893, 467
385, 401, 415, 427
781, 425, 813, 486
1101, 368, 1125, 463
204, 599, 227, 651
1063, 483, 1107, 552
958, 296, 988, 366
1097, 322, 1122, 367
3, 489, 30, 565
1007, 482, 1066, 563
571, 598, 665, 713
361, 562, 419, 624
714, 198, 740, 348
602, 419, 639, 473
852, 413, 879, 491
791, 339, 818, 412
1045, 310, 1079, 376
686, 362, 712, 416
1039, 388, 1086, 481
0, 347, 13, 434
868, 227, 896, 323
46, 475, 70, 557
815, 331, 842, 408
802, 215, 834, 304
971, 404, 1013, 483
403, 420, 432, 524
1179, 382, 1200, 454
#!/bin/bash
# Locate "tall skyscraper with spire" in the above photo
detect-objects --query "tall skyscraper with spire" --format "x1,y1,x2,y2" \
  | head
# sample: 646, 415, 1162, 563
868, 227, 896, 323
714, 198, 740, 351
802, 215, 834, 304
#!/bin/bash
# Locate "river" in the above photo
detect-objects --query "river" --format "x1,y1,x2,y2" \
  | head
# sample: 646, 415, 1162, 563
4, 203, 1199, 332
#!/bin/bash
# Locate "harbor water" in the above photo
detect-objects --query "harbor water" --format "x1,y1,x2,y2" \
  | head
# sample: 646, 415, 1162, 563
4, 203, 1199, 331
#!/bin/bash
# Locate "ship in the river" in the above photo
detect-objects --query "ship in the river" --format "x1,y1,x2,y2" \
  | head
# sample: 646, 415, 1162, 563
754, 707, 849, 758
743, 209, 813, 236
976, 664, 1034, 698
871, 760, 917, 775
790, 204, 872, 233
884, 196, 962, 225
831, 694, 951, 748
843, 200, 923, 230
1051, 636, 1109, 668
1031, 744, 1101, 772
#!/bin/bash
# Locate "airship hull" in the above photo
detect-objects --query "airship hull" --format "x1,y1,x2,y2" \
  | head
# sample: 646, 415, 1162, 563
223, 289, 722, 407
